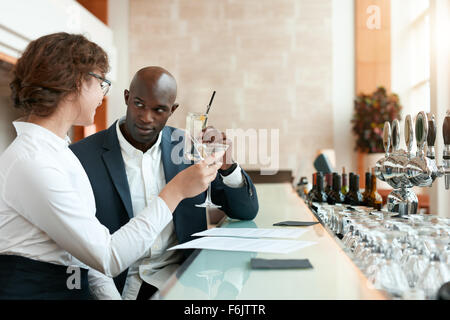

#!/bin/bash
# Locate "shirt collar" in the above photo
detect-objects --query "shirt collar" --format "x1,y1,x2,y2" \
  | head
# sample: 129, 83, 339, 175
116, 117, 162, 158
13, 121, 71, 150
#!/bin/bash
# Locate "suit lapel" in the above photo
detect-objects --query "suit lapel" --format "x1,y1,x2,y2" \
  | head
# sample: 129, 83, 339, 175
160, 126, 191, 183
102, 122, 134, 220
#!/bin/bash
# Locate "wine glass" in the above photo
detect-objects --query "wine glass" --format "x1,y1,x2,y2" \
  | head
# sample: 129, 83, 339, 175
194, 142, 229, 208
366, 231, 409, 296
416, 236, 450, 299
196, 270, 224, 299
184, 112, 229, 208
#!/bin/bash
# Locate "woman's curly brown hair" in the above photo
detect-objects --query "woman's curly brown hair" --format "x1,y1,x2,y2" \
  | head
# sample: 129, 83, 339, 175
10, 32, 109, 117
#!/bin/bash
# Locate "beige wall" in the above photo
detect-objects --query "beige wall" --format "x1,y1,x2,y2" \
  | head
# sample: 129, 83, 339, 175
0, 64, 22, 153
128, 0, 335, 178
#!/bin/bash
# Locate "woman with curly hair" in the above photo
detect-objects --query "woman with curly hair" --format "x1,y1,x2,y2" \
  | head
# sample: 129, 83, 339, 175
0, 33, 221, 299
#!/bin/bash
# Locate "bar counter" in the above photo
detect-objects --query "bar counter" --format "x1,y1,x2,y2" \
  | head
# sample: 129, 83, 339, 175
158, 183, 388, 300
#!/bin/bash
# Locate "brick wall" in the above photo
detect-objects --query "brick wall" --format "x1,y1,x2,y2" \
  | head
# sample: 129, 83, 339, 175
129, 0, 333, 178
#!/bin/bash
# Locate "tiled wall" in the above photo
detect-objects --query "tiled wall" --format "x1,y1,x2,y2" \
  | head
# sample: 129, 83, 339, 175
129, 0, 333, 178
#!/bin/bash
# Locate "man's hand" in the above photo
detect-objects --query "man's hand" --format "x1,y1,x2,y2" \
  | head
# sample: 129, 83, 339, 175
201, 126, 234, 170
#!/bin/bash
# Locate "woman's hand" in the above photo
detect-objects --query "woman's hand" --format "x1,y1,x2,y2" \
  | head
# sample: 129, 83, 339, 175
159, 155, 223, 212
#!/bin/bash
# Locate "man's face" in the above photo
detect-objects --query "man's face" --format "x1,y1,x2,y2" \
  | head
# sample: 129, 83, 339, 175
123, 80, 178, 148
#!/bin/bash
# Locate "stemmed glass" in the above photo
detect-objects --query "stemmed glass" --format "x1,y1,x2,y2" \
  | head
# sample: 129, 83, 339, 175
367, 231, 409, 298
196, 270, 224, 299
416, 236, 450, 299
184, 112, 229, 209
194, 143, 229, 208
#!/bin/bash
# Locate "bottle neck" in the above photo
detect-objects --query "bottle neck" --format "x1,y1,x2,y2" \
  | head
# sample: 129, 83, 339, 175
371, 175, 377, 193
342, 174, 348, 187
333, 175, 341, 192
325, 174, 332, 189
351, 175, 359, 193
317, 174, 324, 192
365, 173, 371, 191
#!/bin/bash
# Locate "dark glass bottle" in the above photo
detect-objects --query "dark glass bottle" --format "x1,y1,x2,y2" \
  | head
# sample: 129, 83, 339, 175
309, 172, 327, 203
324, 173, 333, 198
316, 173, 328, 203
306, 173, 317, 205
345, 173, 363, 205
368, 170, 383, 210
341, 167, 349, 196
362, 171, 372, 206
327, 173, 345, 204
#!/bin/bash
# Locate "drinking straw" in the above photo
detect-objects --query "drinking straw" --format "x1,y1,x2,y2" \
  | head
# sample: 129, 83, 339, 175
203, 91, 216, 129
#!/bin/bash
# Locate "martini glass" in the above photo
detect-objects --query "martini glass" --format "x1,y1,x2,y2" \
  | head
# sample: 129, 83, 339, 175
194, 142, 229, 208
184, 112, 229, 227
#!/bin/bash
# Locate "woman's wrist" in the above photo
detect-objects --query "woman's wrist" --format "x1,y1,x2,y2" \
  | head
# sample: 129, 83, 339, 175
159, 181, 184, 213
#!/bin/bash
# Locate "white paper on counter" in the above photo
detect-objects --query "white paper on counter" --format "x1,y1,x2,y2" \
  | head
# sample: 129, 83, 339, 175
168, 236, 316, 254
192, 228, 309, 239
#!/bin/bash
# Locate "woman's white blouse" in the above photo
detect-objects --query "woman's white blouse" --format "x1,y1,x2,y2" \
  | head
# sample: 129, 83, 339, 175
0, 121, 173, 297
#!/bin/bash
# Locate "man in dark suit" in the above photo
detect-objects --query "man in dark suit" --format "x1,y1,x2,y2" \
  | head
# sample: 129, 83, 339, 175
70, 66, 258, 300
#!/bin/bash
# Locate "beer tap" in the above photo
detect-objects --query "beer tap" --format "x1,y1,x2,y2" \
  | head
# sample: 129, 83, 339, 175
426, 114, 437, 160
374, 118, 418, 215
405, 111, 439, 187
390, 119, 412, 188
441, 110, 450, 189
374, 121, 391, 183
375, 111, 450, 216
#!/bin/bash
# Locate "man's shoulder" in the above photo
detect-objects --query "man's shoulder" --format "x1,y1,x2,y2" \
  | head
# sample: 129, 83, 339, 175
69, 127, 111, 153
164, 125, 184, 134
163, 125, 185, 142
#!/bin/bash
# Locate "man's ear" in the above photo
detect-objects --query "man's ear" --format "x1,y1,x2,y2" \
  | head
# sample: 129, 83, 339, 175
124, 89, 130, 105
170, 103, 179, 115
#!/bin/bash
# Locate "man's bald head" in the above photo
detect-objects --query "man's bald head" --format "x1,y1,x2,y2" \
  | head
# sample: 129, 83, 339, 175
129, 66, 177, 103
122, 66, 179, 152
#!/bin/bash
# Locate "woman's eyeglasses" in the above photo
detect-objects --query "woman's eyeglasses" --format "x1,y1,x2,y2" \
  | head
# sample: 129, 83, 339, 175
88, 72, 111, 96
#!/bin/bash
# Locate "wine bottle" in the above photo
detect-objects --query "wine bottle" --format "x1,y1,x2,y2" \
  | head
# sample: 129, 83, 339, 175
315, 173, 328, 203
306, 173, 317, 205
309, 172, 327, 203
341, 167, 349, 195
324, 173, 333, 197
327, 173, 345, 205
345, 173, 363, 206
362, 171, 372, 206
369, 169, 383, 210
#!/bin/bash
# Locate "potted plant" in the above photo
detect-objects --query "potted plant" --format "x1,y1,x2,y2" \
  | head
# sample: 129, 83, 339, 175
352, 86, 402, 153
352, 87, 402, 187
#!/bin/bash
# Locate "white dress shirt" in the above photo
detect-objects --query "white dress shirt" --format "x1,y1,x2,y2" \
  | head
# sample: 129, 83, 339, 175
0, 121, 174, 299
115, 118, 245, 299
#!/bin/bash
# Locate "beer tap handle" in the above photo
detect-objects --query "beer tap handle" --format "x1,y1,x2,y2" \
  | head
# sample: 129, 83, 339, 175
427, 114, 437, 159
443, 110, 450, 189
444, 110, 450, 146
415, 111, 428, 156
383, 121, 391, 157
405, 115, 413, 156
391, 119, 400, 152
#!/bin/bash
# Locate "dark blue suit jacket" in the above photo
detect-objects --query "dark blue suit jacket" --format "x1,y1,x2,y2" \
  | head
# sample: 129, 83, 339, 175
69, 122, 258, 293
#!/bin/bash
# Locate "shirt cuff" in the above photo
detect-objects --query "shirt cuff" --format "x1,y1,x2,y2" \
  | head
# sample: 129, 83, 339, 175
88, 268, 122, 300
221, 165, 245, 188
